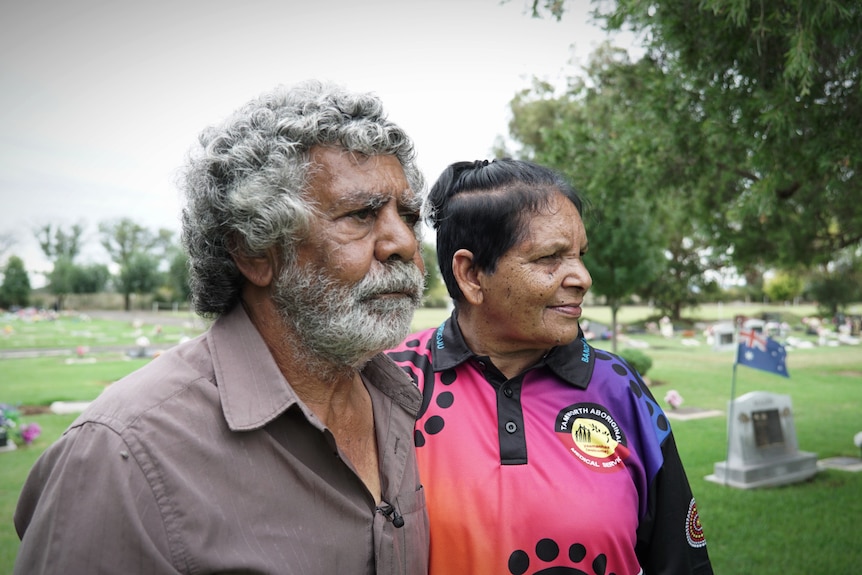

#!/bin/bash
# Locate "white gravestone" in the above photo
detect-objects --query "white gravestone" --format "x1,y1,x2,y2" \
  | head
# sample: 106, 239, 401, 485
706, 391, 818, 489
711, 323, 736, 352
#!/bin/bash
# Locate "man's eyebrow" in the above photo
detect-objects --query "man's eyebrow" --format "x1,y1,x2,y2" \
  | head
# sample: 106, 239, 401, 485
333, 188, 420, 212
399, 190, 422, 212
329, 190, 388, 211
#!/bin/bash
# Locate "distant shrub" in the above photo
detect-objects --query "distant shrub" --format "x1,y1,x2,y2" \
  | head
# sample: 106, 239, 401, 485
620, 348, 653, 377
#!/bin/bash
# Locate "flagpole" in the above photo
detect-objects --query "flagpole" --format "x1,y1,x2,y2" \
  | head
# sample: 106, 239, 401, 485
724, 345, 740, 486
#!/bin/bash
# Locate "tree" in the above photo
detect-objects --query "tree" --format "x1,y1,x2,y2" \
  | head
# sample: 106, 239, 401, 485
166, 249, 192, 304
99, 218, 173, 311
531, 0, 862, 271
70, 263, 111, 294
34, 223, 84, 262
807, 245, 862, 317
420, 241, 448, 308
584, 195, 664, 351
34, 222, 86, 310
117, 252, 161, 309
508, 47, 720, 329
0, 256, 31, 308
764, 271, 805, 304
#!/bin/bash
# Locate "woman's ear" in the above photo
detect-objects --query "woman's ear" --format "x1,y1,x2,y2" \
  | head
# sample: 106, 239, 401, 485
452, 249, 483, 306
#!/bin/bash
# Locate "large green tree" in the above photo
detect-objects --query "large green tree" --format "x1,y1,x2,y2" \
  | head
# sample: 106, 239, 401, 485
34, 222, 86, 310
99, 218, 174, 311
0, 255, 31, 308
531, 0, 862, 272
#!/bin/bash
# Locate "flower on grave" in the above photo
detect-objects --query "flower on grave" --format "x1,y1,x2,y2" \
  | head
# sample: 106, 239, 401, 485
1, 404, 20, 447
19, 422, 42, 445
1, 403, 41, 447
664, 389, 684, 410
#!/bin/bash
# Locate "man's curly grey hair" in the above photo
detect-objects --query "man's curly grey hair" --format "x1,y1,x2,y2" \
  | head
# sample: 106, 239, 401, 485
180, 80, 425, 318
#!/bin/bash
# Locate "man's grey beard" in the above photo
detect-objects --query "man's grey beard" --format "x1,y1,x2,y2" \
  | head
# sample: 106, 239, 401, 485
273, 259, 425, 371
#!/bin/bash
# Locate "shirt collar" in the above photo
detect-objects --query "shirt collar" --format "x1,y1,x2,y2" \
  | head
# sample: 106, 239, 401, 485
209, 305, 421, 431
431, 310, 595, 389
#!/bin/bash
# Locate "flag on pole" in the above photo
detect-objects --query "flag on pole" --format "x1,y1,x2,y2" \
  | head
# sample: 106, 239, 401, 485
736, 329, 790, 378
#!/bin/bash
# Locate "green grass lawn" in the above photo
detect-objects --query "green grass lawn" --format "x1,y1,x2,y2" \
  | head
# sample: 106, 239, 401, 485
1, 306, 860, 573
0, 311, 205, 350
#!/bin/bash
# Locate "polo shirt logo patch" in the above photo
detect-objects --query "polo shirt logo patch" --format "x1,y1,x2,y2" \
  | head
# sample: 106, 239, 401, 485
555, 403, 630, 473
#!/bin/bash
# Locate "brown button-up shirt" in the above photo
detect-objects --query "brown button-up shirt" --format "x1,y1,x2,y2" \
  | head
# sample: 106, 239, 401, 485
14, 306, 429, 574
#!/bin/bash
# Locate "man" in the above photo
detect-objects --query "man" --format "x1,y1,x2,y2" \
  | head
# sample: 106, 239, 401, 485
15, 81, 430, 574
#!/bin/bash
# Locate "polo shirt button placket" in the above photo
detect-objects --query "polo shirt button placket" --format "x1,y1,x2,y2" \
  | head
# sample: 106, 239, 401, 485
505, 421, 517, 434
503, 387, 514, 398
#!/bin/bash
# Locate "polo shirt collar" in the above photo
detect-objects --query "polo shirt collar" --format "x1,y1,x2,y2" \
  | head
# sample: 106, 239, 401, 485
431, 310, 595, 389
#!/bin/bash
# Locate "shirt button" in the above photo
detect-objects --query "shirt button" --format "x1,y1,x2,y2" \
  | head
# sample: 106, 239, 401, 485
503, 387, 513, 398
505, 421, 517, 434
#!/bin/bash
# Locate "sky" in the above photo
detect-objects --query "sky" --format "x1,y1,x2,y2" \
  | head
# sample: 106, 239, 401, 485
0, 0, 638, 287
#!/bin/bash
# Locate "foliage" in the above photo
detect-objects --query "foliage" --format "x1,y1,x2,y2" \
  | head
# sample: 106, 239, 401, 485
592, 0, 862, 271
71, 263, 111, 294
523, 0, 862, 318
618, 347, 653, 377
764, 271, 804, 304
99, 218, 175, 311
420, 242, 448, 308
116, 252, 161, 302
806, 245, 862, 317
0, 256, 31, 308
35, 223, 87, 310
166, 249, 192, 303
34, 222, 84, 262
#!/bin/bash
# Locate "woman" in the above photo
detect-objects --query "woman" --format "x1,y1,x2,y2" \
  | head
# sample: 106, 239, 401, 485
388, 159, 713, 574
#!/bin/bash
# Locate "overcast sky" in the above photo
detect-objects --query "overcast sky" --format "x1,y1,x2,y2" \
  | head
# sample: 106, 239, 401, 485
0, 0, 638, 286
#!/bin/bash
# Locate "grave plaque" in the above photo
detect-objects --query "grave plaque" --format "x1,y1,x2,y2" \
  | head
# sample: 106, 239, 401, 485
711, 322, 736, 352
743, 318, 765, 333
706, 391, 818, 489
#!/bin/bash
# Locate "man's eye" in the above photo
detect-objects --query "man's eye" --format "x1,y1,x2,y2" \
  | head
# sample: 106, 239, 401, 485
350, 208, 376, 222
401, 211, 421, 227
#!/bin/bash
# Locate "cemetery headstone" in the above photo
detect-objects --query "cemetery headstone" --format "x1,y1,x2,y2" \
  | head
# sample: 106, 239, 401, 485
711, 322, 736, 352
706, 391, 818, 489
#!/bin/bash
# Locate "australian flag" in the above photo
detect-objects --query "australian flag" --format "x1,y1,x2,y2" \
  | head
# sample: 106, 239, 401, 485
736, 329, 790, 378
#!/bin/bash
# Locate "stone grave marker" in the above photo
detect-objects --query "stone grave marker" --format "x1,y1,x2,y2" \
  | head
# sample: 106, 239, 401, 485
706, 391, 818, 489
711, 322, 736, 352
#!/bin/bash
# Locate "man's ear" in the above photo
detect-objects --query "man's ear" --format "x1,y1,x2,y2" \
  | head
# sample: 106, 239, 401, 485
452, 249, 483, 305
229, 236, 276, 288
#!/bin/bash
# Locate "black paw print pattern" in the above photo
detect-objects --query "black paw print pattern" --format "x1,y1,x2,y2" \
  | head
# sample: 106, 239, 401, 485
507, 538, 615, 575
388, 338, 458, 447
595, 350, 671, 445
